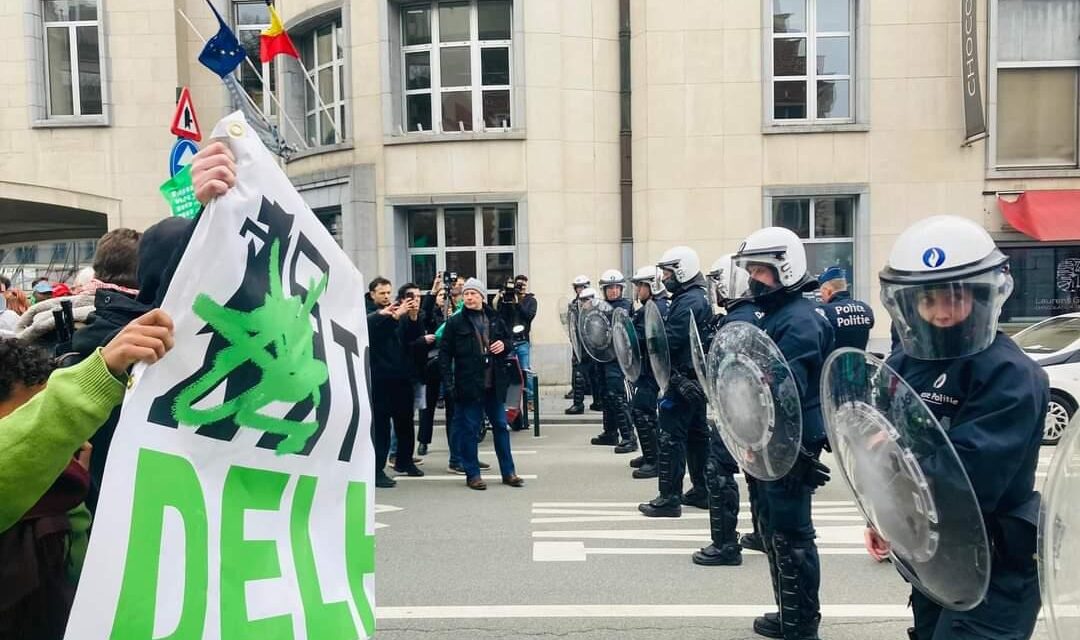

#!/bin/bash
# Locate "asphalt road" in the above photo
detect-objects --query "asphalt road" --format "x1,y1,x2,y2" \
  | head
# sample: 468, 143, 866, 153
371, 410, 1054, 640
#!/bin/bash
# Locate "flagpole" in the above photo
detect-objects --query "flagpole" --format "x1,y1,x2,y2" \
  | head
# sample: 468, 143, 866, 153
294, 58, 343, 142
177, 8, 310, 150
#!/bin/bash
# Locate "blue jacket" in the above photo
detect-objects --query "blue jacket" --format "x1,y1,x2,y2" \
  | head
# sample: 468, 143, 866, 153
819, 291, 874, 351
759, 293, 834, 446
887, 333, 1048, 520
663, 277, 712, 394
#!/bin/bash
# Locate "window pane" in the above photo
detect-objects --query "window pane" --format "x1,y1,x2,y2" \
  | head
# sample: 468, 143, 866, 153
411, 254, 436, 288
481, 47, 510, 85
817, 0, 850, 32
773, 38, 807, 76
407, 94, 433, 131
817, 79, 850, 119
406, 51, 431, 89
338, 104, 347, 139
47, 27, 73, 116
998, 68, 1078, 167
441, 91, 474, 131
482, 90, 511, 128
773, 0, 806, 33
43, 0, 97, 22
774, 80, 807, 119
315, 207, 342, 245
814, 197, 855, 238
773, 199, 810, 238
403, 6, 432, 46
1001, 246, 1080, 322
316, 24, 333, 65
305, 77, 315, 112
301, 33, 315, 67
306, 113, 317, 145
76, 25, 101, 115
445, 208, 476, 246
482, 206, 516, 245
336, 22, 345, 59
439, 4, 471, 42
478, 0, 512, 40
486, 253, 515, 290
318, 67, 334, 103
816, 37, 849, 75
320, 110, 335, 145
998, 0, 1080, 64
805, 243, 855, 291
446, 251, 477, 280
440, 46, 472, 86
236, 2, 269, 26
409, 209, 437, 247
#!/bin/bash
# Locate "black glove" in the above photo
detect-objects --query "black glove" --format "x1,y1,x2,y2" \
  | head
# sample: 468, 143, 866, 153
672, 371, 705, 406
782, 447, 830, 491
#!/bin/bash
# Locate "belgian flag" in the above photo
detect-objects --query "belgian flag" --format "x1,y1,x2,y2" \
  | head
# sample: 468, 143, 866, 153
260, 3, 300, 63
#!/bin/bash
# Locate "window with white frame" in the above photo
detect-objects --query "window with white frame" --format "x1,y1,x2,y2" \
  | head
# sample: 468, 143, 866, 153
42, 0, 103, 118
771, 195, 857, 290
768, 0, 854, 123
234, 1, 276, 116
299, 18, 347, 146
406, 205, 517, 290
315, 206, 343, 246
401, 0, 513, 133
994, 0, 1080, 169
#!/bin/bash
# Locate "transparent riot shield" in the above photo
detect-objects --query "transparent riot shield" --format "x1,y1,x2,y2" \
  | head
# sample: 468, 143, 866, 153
1041, 413, 1080, 638
612, 307, 642, 382
579, 300, 616, 363
644, 300, 671, 395
822, 348, 991, 612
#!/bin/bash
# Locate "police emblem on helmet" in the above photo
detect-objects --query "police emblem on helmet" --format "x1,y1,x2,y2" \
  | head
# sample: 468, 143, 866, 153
922, 247, 947, 269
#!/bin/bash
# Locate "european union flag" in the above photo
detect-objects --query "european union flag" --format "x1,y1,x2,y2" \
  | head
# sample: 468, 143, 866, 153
198, 0, 246, 78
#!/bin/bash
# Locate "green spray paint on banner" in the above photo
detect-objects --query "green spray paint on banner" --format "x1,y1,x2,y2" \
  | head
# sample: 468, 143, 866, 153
173, 239, 330, 454
159, 166, 201, 220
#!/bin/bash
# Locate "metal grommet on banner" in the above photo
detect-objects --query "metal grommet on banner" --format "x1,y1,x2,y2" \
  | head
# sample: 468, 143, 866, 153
228, 122, 244, 138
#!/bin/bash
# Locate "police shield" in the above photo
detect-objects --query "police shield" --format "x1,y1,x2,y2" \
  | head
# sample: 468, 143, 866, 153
567, 302, 583, 361
644, 300, 671, 395
689, 319, 708, 387
1040, 413, 1080, 639
822, 348, 990, 611
612, 307, 642, 382
705, 321, 802, 481
579, 300, 616, 363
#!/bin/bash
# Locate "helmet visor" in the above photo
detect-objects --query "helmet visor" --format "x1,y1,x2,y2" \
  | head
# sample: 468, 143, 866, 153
882, 268, 1013, 360
734, 255, 784, 300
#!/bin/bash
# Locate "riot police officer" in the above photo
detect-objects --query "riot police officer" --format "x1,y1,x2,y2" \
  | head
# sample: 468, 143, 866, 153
692, 255, 759, 567
817, 266, 875, 351
566, 275, 595, 415
867, 216, 1047, 640
627, 266, 668, 479
638, 246, 712, 518
733, 228, 833, 640
589, 270, 637, 452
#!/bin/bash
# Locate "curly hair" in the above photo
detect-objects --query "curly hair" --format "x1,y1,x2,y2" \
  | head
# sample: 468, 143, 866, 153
0, 338, 55, 403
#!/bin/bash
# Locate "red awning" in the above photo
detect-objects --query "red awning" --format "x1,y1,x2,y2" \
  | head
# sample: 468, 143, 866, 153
998, 190, 1080, 241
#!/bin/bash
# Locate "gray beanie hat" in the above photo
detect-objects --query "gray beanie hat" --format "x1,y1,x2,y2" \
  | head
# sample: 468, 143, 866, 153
462, 277, 486, 295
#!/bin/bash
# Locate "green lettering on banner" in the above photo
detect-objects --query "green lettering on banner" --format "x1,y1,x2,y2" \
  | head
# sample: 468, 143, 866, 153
344, 481, 377, 637
220, 466, 293, 639
111, 449, 209, 640
159, 166, 201, 220
290, 475, 358, 637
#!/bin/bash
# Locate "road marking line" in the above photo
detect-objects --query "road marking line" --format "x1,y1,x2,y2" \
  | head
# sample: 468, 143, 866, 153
480, 450, 537, 455
531, 514, 864, 525
531, 501, 857, 508
530, 506, 860, 517
531, 525, 865, 545
374, 504, 403, 514
375, 604, 913, 619
395, 474, 539, 481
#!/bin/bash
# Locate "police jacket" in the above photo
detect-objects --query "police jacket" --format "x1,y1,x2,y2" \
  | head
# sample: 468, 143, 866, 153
758, 291, 834, 446
633, 295, 669, 384
887, 333, 1048, 525
664, 275, 712, 383
820, 291, 875, 351
438, 305, 512, 404
366, 309, 422, 382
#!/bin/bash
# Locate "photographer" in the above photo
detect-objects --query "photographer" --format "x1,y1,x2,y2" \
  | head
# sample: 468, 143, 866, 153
496, 275, 537, 408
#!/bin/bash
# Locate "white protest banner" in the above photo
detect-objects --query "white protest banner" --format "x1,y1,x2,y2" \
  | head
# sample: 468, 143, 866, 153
67, 111, 375, 640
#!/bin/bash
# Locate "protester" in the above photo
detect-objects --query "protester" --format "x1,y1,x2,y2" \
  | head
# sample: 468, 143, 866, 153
439, 278, 523, 490
416, 286, 447, 457
3, 289, 29, 316
32, 280, 54, 303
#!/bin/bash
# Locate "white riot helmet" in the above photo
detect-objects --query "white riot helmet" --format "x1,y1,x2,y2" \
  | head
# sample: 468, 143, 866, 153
631, 265, 665, 299
707, 254, 751, 305
657, 246, 702, 293
599, 269, 625, 289
880, 215, 1013, 360
577, 286, 597, 302
734, 227, 813, 299
572, 274, 590, 290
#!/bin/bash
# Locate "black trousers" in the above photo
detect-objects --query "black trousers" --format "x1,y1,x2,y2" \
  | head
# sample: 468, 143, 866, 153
417, 374, 441, 445
910, 559, 1039, 639
656, 396, 709, 497
372, 377, 415, 469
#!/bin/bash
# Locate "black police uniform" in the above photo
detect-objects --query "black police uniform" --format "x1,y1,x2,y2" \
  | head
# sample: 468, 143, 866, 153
819, 290, 875, 351
631, 294, 669, 474
596, 296, 636, 447
887, 333, 1047, 640
569, 299, 598, 411
641, 275, 712, 514
757, 290, 833, 639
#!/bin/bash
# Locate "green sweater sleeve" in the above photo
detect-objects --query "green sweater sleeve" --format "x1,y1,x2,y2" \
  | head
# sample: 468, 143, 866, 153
0, 350, 126, 532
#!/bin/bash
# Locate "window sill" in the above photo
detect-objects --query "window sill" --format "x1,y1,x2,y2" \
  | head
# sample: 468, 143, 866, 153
285, 140, 355, 163
762, 123, 869, 135
384, 129, 526, 146
32, 115, 110, 129
986, 168, 1080, 180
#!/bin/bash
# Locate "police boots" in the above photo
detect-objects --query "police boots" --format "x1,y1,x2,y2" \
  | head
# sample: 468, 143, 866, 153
638, 431, 681, 516
693, 474, 741, 566
637, 494, 681, 518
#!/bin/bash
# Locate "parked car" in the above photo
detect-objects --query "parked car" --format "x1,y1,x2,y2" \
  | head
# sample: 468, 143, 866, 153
1012, 313, 1080, 445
